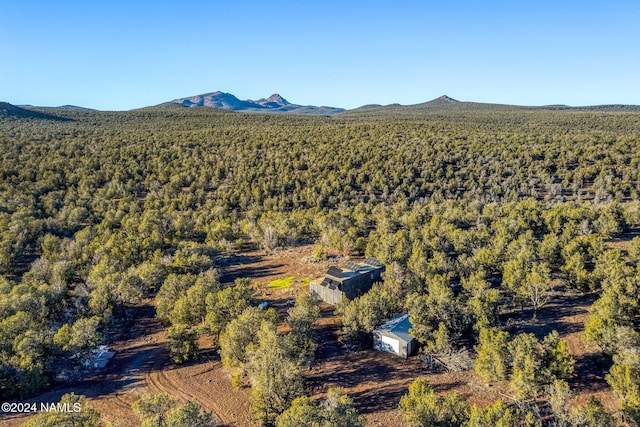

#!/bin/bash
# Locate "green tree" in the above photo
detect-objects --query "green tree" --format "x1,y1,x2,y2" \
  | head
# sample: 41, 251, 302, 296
560, 235, 604, 292
275, 397, 323, 427
507, 331, 573, 400
546, 379, 571, 426
339, 283, 398, 343
568, 397, 615, 427
539, 233, 561, 267
628, 237, 640, 264
561, 251, 593, 292
219, 306, 278, 383
543, 330, 575, 380
275, 389, 364, 427
248, 323, 304, 425
399, 378, 469, 426
474, 327, 509, 381
167, 324, 199, 364
462, 272, 500, 331
509, 333, 544, 399
136, 260, 168, 292
594, 207, 623, 238
606, 345, 640, 418
170, 269, 221, 327
594, 249, 631, 284
584, 315, 619, 355
584, 270, 639, 354
155, 274, 196, 324
407, 275, 463, 351
286, 292, 320, 365
53, 316, 102, 353
322, 387, 365, 427
468, 400, 520, 427
132, 393, 213, 427
165, 399, 213, 427
205, 278, 253, 338
521, 262, 553, 319
172, 243, 215, 274
22, 393, 102, 427
132, 393, 176, 427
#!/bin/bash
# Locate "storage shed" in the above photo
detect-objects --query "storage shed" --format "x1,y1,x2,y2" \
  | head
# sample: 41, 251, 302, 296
373, 314, 418, 358
81, 345, 115, 369
310, 258, 385, 305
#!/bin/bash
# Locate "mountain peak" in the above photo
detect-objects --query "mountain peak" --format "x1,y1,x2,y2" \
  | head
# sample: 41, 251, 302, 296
435, 95, 458, 103
256, 93, 290, 107
418, 95, 460, 107
267, 93, 288, 104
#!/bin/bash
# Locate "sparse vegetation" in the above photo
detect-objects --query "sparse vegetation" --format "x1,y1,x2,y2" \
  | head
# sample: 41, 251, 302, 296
132, 393, 213, 427
21, 393, 103, 427
276, 388, 364, 427
267, 276, 297, 289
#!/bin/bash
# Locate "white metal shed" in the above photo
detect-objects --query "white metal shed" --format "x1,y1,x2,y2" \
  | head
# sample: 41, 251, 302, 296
373, 314, 417, 358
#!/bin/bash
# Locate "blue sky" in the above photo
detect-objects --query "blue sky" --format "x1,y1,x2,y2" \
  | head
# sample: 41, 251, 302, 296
1, 1, 639, 110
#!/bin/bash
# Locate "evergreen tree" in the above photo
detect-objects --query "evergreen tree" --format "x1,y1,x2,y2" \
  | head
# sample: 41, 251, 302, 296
275, 389, 364, 427
132, 393, 213, 427
22, 393, 102, 427
286, 292, 320, 365
568, 397, 615, 427
248, 323, 304, 425
205, 278, 253, 338
275, 397, 323, 427
474, 327, 509, 381
399, 378, 469, 426
167, 323, 199, 364
219, 306, 278, 385
468, 400, 520, 427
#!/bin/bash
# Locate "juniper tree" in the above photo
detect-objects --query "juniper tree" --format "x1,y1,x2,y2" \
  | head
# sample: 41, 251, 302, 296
474, 327, 509, 382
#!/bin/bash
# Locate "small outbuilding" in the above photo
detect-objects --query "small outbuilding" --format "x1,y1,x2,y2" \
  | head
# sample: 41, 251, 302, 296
90, 345, 115, 369
373, 314, 417, 358
310, 258, 385, 305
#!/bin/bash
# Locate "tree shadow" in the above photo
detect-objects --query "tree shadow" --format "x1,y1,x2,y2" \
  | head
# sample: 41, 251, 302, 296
503, 290, 596, 339
569, 352, 611, 394
219, 256, 286, 284
215, 253, 263, 267
350, 379, 465, 414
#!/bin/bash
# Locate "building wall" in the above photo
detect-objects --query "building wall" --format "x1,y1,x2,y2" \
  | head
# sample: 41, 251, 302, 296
342, 277, 375, 300
406, 338, 418, 357
341, 267, 384, 299
310, 282, 344, 305
373, 332, 416, 358
373, 332, 400, 355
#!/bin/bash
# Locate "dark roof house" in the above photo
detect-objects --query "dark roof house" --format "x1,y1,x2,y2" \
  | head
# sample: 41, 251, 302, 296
310, 258, 385, 305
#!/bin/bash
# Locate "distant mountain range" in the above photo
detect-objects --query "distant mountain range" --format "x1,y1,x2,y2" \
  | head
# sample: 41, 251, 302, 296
166, 91, 345, 115
2, 93, 639, 120
163, 92, 640, 115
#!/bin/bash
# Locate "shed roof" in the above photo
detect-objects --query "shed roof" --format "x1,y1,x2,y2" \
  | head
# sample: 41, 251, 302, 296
321, 258, 384, 284
374, 314, 414, 344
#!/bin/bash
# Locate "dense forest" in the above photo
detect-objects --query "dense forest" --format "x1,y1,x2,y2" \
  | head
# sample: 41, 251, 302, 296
0, 104, 639, 426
